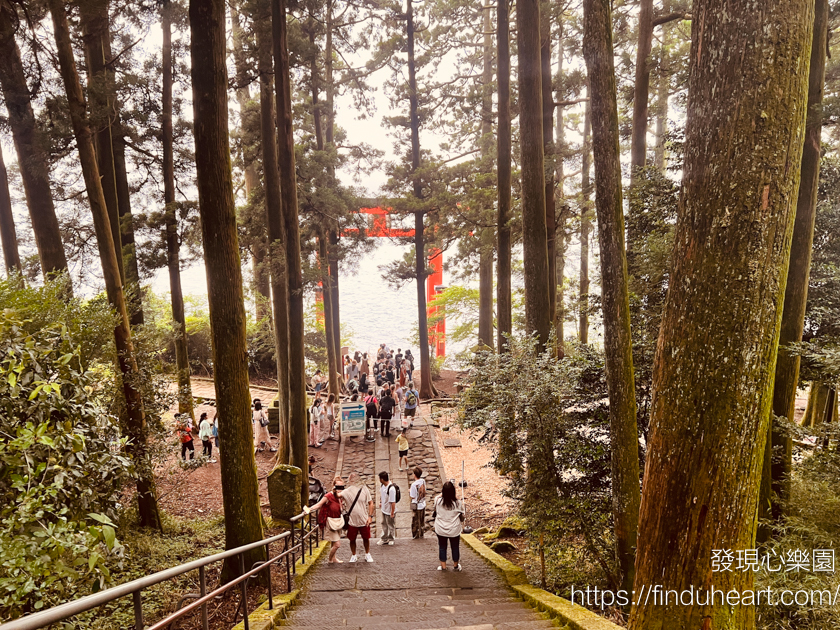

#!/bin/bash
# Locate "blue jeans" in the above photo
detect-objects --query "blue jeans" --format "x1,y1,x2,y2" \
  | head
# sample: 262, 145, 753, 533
437, 534, 460, 563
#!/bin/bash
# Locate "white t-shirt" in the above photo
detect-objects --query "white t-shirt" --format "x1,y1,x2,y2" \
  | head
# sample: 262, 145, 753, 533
433, 496, 464, 538
380, 483, 397, 515
410, 477, 426, 510
309, 405, 322, 423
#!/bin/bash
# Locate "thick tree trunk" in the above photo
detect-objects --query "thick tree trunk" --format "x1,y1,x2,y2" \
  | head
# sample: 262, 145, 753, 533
324, 0, 342, 358
628, 0, 813, 627
273, 0, 309, 501
47, 0, 160, 530
319, 233, 340, 396
582, 0, 641, 594
496, 0, 512, 352
517, 0, 551, 348
629, 0, 653, 183
329, 230, 341, 359
807, 382, 829, 429
764, 0, 827, 524
255, 9, 290, 463
652, 0, 670, 174
540, 1, 556, 336
406, 0, 437, 399
555, 16, 566, 352
578, 97, 591, 345
253, 241, 271, 322
0, 5, 68, 280
477, 3, 494, 351
79, 0, 124, 284
163, 0, 194, 422
0, 143, 22, 276
189, 0, 266, 573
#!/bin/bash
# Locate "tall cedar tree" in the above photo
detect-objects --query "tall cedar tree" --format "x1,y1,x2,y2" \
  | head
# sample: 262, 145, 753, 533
189, 0, 266, 574
582, 0, 641, 593
629, 0, 653, 183
46, 0, 161, 529
0, 3, 69, 280
273, 0, 309, 496
0, 143, 22, 275
628, 0, 814, 627
477, 2, 494, 351
254, 0, 291, 464
496, 0, 512, 352
762, 0, 828, 528
406, 0, 438, 399
163, 0, 194, 421
540, 0, 555, 335
578, 98, 591, 344
517, 0, 551, 347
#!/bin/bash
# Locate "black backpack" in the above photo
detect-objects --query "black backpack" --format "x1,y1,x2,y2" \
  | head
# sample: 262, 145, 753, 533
388, 483, 401, 504
366, 396, 378, 417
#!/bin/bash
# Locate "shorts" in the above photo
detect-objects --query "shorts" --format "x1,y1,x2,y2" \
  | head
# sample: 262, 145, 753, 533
346, 524, 371, 542
405, 407, 416, 417
399, 450, 409, 458
323, 527, 341, 542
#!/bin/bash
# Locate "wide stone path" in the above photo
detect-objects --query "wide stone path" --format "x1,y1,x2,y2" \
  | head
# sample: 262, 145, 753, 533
281, 536, 554, 630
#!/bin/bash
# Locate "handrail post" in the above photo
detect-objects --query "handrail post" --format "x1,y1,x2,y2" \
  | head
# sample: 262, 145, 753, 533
266, 540, 273, 610
240, 553, 250, 630
199, 565, 208, 630
284, 535, 291, 593
300, 517, 305, 564
308, 512, 313, 555
132, 590, 144, 630
291, 518, 297, 574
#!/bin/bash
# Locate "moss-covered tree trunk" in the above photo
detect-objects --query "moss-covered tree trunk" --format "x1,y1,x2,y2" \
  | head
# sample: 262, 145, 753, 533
0, 5, 68, 280
578, 97, 591, 345
554, 16, 566, 353
496, 0, 512, 352
188, 0, 266, 573
763, 0, 827, 525
540, 2, 556, 335
163, 0, 194, 422
319, 232, 340, 396
582, 0, 641, 594
273, 0, 308, 502
628, 0, 814, 627
47, 0, 161, 530
255, 4, 290, 463
517, 0, 551, 348
629, 0, 653, 183
0, 144, 22, 276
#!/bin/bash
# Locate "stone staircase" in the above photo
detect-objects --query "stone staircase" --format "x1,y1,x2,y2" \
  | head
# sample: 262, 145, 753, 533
280, 536, 555, 630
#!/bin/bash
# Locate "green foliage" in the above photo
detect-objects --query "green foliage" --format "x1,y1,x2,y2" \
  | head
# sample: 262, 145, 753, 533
458, 336, 617, 590
0, 307, 133, 618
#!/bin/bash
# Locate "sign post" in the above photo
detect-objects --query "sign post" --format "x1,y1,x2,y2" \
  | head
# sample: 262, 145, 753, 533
339, 402, 366, 440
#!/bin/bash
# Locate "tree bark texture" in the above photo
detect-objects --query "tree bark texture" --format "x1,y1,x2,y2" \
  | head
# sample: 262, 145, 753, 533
653, 0, 671, 174
540, 1, 556, 334
555, 17, 566, 352
406, 0, 437, 399
765, 0, 827, 522
79, 0, 125, 283
629, 0, 654, 183
273, 0, 308, 500
496, 0, 512, 352
163, 0, 194, 422
628, 1, 814, 627
582, 0, 641, 594
47, 0, 160, 530
325, 0, 342, 358
517, 0, 551, 348
0, 4, 68, 279
579, 97, 591, 345
319, 232, 340, 397
0, 143, 22, 276
477, 3, 494, 351
189, 0, 266, 573
255, 6, 290, 464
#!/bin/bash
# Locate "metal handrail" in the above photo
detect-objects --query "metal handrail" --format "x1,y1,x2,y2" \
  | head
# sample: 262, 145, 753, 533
0, 507, 321, 630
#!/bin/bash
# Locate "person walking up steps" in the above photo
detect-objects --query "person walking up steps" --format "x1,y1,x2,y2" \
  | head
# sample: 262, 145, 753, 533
433, 481, 465, 571
252, 399, 275, 452
410, 466, 427, 538
378, 386, 395, 437
307, 476, 345, 563
404, 382, 420, 427
396, 429, 409, 471
322, 393, 337, 442
377, 471, 397, 545
309, 398, 324, 447
342, 473, 375, 562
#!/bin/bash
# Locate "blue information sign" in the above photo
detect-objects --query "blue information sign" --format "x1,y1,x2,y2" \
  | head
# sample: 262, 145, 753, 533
340, 402, 367, 437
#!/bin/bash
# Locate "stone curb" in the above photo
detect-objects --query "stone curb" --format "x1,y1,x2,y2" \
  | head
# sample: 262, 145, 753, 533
461, 535, 621, 630
233, 539, 330, 630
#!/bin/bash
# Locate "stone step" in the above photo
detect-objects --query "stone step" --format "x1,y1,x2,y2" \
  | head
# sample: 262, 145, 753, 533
288, 601, 531, 620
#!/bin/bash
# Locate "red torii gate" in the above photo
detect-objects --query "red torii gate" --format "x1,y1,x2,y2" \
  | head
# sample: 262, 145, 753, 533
317, 207, 446, 357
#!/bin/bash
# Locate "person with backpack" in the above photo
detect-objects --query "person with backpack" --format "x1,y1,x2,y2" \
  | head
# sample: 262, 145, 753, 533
404, 382, 420, 427
212, 413, 220, 453
378, 386, 395, 437
410, 466, 427, 538
396, 428, 410, 471
306, 475, 345, 563
175, 413, 195, 461
252, 399, 275, 452
433, 481, 465, 571
198, 412, 216, 462
364, 388, 379, 434
377, 471, 398, 546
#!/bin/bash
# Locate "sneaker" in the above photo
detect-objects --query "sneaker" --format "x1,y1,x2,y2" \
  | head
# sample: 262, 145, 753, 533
365, 553, 374, 563
437, 565, 445, 571
454, 564, 462, 572
349, 555, 358, 563
376, 540, 386, 546
269, 447, 277, 452
209, 459, 217, 463
387, 541, 394, 546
